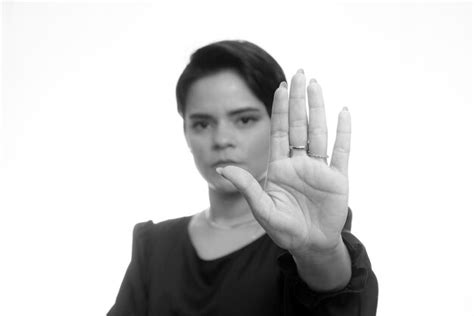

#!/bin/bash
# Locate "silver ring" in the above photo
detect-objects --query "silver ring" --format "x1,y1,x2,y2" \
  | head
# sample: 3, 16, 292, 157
307, 151, 329, 160
290, 145, 307, 150
289, 145, 307, 157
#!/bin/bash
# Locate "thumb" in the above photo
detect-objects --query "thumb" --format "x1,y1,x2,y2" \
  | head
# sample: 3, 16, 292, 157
217, 166, 272, 219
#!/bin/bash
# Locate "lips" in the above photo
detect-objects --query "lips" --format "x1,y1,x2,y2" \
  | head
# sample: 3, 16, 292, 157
212, 159, 239, 169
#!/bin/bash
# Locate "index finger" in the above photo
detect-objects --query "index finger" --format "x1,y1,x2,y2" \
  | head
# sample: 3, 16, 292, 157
330, 107, 351, 176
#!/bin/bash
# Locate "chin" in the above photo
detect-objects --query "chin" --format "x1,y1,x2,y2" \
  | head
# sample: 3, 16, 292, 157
208, 175, 241, 194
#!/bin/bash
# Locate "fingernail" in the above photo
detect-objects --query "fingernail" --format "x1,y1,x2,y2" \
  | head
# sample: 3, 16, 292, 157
216, 167, 223, 175
309, 78, 317, 85
279, 81, 288, 89
342, 106, 349, 111
297, 68, 304, 74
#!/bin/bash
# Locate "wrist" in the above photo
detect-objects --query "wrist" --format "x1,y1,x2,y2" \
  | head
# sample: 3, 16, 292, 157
291, 237, 352, 291
291, 236, 345, 265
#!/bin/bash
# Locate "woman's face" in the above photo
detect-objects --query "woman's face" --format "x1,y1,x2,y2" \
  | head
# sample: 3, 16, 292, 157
184, 70, 271, 193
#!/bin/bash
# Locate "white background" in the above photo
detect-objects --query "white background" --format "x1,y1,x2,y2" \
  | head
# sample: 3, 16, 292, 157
1, 1, 472, 315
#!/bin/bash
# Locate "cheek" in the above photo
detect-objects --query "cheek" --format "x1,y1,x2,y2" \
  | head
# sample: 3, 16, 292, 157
189, 144, 207, 165
186, 136, 208, 163
247, 125, 271, 163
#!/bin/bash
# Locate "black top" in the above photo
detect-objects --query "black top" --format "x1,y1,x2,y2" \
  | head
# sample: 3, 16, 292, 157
108, 211, 378, 315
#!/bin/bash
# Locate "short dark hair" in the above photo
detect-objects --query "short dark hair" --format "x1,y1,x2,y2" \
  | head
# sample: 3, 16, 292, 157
176, 40, 286, 117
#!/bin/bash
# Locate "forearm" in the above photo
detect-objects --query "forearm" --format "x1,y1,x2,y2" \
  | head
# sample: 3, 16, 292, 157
291, 236, 352, 292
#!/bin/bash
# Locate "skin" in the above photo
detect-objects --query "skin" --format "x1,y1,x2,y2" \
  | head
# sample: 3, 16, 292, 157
184, 70, 271, 207
184, 68, 352, 291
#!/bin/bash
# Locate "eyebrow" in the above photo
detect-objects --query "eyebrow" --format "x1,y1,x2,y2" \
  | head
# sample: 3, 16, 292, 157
188, 107, 262, 120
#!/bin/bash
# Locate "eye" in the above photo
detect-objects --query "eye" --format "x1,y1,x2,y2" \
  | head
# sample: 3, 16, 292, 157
191, 121, 210, 131
237, 116, 258, 126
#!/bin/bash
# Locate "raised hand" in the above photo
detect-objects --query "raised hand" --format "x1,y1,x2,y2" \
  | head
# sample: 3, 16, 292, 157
217, 69, 351, 257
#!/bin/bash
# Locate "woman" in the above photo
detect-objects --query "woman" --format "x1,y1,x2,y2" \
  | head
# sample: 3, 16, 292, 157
108, 40, 378, 315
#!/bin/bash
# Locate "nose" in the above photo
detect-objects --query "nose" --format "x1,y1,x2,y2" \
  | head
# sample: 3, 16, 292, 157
212, 122, 235, 150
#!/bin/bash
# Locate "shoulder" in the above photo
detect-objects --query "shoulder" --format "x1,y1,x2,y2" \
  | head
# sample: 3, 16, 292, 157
132, 216, 192, 247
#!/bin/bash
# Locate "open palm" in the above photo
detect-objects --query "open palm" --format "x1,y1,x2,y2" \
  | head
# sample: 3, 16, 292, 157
219, 70, 351, 255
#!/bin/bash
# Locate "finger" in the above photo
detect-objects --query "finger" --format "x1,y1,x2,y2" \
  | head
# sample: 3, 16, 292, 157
270, 82, 289, 162
288, 69, 308, 157
216, 166, 273, 220
330, 107, 351, 176
307, 79, 328, 160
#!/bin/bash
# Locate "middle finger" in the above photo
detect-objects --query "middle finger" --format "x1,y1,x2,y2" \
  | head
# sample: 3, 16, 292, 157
307, 79, 328, 160
289, 69, 308, 157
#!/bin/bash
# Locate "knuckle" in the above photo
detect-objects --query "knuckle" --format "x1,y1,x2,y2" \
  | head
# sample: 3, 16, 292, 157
333, 146, 350, 154
290, 119, 307, 127
289, 95, 306, 102
310, 126, 328, 135
271, 130, 287, 138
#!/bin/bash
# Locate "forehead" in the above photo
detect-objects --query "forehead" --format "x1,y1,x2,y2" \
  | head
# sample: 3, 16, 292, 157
185, 70, 266, 117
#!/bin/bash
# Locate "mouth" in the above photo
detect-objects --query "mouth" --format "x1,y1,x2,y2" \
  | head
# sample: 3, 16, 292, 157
212, 160, 240, 169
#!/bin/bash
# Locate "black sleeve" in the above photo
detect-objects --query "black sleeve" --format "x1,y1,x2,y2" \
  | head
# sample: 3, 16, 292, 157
277, 210, 378, 315
107, 221, 153, 316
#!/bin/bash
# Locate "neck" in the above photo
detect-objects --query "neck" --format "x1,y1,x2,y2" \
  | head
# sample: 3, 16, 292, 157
208, 187, 254, 224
